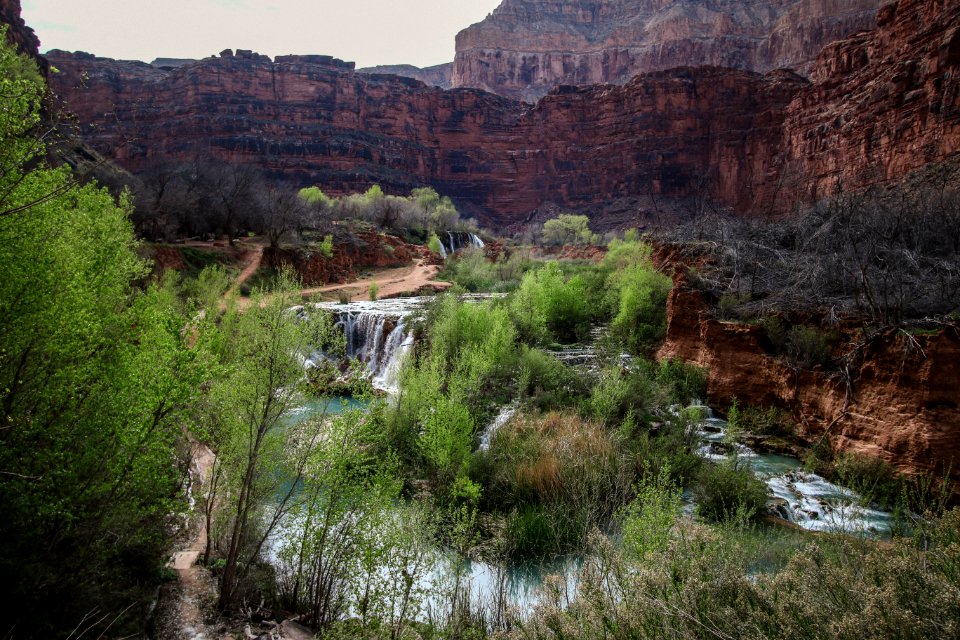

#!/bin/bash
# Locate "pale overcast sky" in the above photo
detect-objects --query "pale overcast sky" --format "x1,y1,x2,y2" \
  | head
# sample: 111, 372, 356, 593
21, 0, 502, 68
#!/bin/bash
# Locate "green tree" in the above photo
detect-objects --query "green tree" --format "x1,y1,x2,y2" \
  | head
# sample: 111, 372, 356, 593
601, 237, 672, 353
510, 262, 591, 344
208, 273, 342, 610
0, 33, 207, 636
541, 213, 594, 246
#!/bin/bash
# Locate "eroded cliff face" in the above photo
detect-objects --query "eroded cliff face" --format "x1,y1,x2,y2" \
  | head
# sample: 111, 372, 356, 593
46, 49, 804, 227
781, 0, 960, 203
357, 63, 453, 89
38, 0, 960, 228
657, 271, 960, 493
453, 0, 883, 102
1, 0, 46, 73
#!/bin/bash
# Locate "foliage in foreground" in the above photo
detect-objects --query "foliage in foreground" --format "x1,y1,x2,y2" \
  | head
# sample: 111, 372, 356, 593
511, 509, 960, 640
0, 33, 206, 637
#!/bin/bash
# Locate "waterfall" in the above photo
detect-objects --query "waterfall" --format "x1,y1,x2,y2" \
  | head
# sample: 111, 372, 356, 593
439, 231, 485, 259
313, 298, 430, 393
332, 311, 412, 393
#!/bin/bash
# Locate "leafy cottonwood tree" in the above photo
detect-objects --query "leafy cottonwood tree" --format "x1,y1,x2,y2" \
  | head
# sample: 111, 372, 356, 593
0, 33, 206, 637
541, 213, 594, 246
207, 274, 344, 610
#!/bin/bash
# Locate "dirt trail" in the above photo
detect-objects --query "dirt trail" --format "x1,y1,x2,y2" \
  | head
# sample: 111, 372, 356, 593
301, 260, 451, 301
229, 259, 451, 310
163, 442, 217, 640
226, 244, 265, 297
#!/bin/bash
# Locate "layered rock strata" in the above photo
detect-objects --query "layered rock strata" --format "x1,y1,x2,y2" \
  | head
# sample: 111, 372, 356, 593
38, 0, 960, 228
45, 48, 804, 227
358, 63, 453, 89
453, 0, 884, 102
781, 0, 960, 202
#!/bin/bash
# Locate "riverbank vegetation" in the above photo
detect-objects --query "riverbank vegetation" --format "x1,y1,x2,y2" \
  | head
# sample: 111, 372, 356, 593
1, 33, 958, 639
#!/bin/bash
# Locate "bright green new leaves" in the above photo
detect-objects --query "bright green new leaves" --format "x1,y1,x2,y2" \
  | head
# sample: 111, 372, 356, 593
619, 468, 682, 560
510, 262, 591, 344
602, 236, 672, 353
0, 33, 207, 634
541, 213, 594, 246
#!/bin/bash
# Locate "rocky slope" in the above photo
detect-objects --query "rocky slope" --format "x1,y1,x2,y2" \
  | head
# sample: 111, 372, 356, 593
453, 0, 884, 102
657, 268, 960, 495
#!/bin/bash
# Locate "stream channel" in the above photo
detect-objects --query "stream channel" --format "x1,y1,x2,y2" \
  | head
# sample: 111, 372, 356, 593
276, 296, 896, 617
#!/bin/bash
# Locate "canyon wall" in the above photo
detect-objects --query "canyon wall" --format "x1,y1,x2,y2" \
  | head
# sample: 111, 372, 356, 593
781, 0, 960, 202
453, 0, 884, 102
657, 271, 960, 493
36, 0, 960, 229
358, 63, 453, 89
46, 49, 803, 228
1, 0, 45, 73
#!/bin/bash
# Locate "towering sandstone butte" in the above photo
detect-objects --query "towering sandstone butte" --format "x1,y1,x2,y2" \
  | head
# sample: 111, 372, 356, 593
39, 0, 960, 228
453, 0, 884, 102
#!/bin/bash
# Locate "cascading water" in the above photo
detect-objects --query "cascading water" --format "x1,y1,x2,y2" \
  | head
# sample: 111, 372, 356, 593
478, 403, 519, 451
439, 231, 485, 259
688, 404, 894, 535
316, 298, 428, 393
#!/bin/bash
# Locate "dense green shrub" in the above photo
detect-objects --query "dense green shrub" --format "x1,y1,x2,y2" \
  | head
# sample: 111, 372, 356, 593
833, 452, 901, 509
427, 232, 444, 255
439, 247, 535, 293
693, 460, 769, 523
510, 262, 591, 344
512, 509, 960, 640
541, 213, 594, 246
654, 358, 708, 404
736, 405, 795, 437
389, 294, 518, 477
517, 347, 588, 411
600, 238, 672, 354
590, 365, 669, 427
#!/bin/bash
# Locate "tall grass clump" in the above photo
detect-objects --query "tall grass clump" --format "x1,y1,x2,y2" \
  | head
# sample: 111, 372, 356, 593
483, 412, 633, 558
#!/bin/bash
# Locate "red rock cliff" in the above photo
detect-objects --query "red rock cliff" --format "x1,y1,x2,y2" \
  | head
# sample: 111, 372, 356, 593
781, 0, 960, 203
37, 0, 960, 228
0, 0, 46, 74
657, 270, 960, 493
46, 48, 804, 227
453, 0, 883, 102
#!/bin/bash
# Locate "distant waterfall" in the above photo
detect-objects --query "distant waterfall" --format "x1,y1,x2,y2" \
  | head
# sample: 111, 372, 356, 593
440, 231, 485, 258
